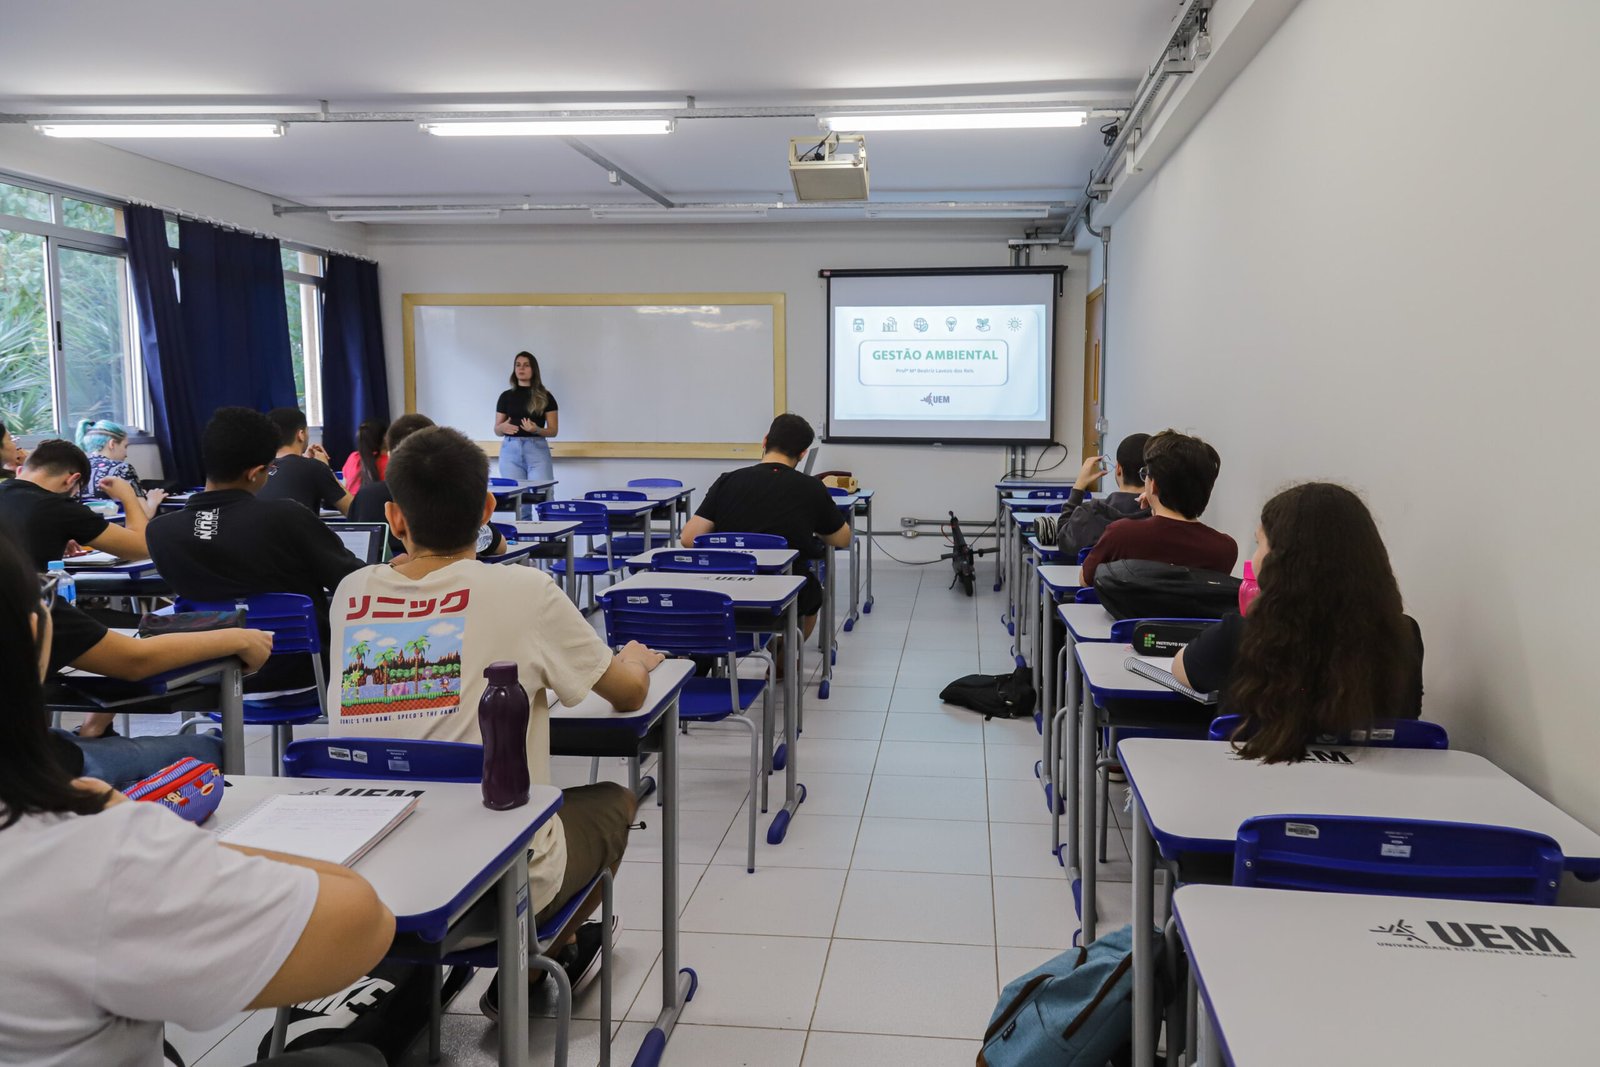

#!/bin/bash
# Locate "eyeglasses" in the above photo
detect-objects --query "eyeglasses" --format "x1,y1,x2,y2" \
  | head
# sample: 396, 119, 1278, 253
39, 570, 61, 610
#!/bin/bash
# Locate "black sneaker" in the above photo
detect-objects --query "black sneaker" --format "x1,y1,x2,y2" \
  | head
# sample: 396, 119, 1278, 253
555, 916, 619, 996
478, 966, 547, 1023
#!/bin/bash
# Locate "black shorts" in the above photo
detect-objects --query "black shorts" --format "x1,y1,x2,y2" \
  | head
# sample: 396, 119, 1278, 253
798, 573, 824, 617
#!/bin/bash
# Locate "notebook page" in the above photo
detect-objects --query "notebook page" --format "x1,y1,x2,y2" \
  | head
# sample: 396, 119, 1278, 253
218, 793, 417, 865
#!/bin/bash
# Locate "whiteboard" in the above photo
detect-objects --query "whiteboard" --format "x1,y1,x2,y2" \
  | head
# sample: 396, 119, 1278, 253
403, 294, 785, 459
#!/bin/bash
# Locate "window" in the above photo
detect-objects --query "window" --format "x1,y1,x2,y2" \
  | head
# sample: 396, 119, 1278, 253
283, 248, 324, 422
0, 229, 52, 434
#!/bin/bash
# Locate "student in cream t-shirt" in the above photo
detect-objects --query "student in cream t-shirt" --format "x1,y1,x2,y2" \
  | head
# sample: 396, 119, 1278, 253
326, 426, 660, 969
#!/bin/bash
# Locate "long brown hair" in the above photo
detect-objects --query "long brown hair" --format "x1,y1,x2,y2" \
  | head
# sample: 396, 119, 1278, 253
507, 351, 551, 417
1229, 483, 1410, 763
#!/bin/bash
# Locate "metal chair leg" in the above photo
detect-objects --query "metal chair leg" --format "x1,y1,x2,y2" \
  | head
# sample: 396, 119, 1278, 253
428, 964, 443, 1064
589, 756, 601, 784
1098, 727, 1116, 863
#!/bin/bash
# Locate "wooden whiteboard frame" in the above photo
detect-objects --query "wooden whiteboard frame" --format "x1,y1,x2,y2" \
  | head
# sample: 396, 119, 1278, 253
401, 291, 787, 460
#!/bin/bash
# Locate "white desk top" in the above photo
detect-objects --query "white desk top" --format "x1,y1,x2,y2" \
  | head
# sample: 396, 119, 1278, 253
1120, 739, 1600, 871
547, 659, 693, 729
589, 486, 694, 503
491, 479, 557, 494
213, 776, 562, 938
830, 493, 859, 509
1059, 602, 1115, 641
1026, 535, 1063, 558
1075, 642, 1178, 699
586, 498, 660, 515
626, 547, 799, 573
1037, 563, 1082, 593
1175, 883, 1600, 1067
1003, 498, 1066, 514
605, 570, 805, 610
509, 520, 582, 539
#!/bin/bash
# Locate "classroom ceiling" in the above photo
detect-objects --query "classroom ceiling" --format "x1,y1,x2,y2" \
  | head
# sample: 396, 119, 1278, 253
0, 0, 1184, 226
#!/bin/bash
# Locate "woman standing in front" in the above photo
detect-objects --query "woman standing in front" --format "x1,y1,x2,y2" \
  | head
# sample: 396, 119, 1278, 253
493, 350, 558, 482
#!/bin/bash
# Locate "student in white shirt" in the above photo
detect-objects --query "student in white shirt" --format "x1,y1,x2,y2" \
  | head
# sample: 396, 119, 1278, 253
0, 531, 397, 1067
326, 426, 663, 1021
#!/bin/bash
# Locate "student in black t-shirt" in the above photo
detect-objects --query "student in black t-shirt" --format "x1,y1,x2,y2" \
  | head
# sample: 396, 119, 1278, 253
0, 439, 150, 570
147, 407, 365, 693
349, 413, 506, 560
1173, 482, 1424, 763
258, 408, 354, 516
680, 414, 851, 637
493, 351, 559, 483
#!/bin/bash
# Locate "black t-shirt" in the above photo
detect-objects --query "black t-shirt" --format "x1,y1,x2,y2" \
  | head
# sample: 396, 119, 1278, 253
47, 600, 111, 675
694, 462, 846, 560
496, 387, 559, 436
350, 481, 500, 559
0, 479, 110, 570
257, 453, 348, 513
1182, 611, 1426, 717
147, 489, 364, 690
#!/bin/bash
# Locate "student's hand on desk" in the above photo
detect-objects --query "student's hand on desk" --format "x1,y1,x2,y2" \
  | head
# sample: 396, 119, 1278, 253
620, 641, 666, 672
1074, 455, 1107, 491
238, 630, 275, 675
306, 443, 332, 465
63, 540, 92, 558
74, 777, 128, 807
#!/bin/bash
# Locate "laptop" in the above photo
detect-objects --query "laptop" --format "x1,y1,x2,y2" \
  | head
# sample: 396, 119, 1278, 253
325, 522, 390, 564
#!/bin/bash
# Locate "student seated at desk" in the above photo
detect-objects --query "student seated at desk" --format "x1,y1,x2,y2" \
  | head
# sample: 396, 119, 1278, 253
147, 407, 365, 694
1080, 429, 1237, 586
0, 532, 395, 1067
0, 418, 27, 479
77, 419, 167, 518
259, 407, 354, 516
340, 418, 388, 496
328, 426, 663, 1017
679, 413, 851, 638
1056, 431, 1151, 555
1174, 482, 1425, 762
348, 413, 506, 560
0, 439, 150, 569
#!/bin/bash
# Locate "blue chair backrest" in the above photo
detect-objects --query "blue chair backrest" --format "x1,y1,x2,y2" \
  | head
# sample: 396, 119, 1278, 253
489, 521, 517, 543
1207, 715, 1450, 750
827, 486, 851, 497
1234, 814, 1563, 905
628, 478, 683, 487
283, 737, 484, 782
488, 477, 517, 487
1028, 488, 1073, 499
1076, 546, 1093, 565
650, 549, 758, 574
175, 593, 320, 655
1108, 617, 1219, 644
599, 586, 741, 656
586, 489, 648, 501
1073, 588, 1100, 604
536, 499, 611, 536
694, 532, 788, 550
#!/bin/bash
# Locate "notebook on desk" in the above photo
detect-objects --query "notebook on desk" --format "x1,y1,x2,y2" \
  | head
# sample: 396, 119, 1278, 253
217, 793, 419, 865
63, 551, 151, 569
1123, 656, 1219, 705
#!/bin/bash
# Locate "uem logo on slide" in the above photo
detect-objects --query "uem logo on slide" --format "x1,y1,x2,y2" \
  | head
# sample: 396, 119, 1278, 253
922, 393, 950, 406
1369, 918, 1573, 957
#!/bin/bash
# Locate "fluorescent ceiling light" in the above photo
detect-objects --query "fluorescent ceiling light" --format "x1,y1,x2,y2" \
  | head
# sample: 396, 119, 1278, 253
327, 208, 502, 222
421, 119, 674, 137
590, 206, 768, 221
863, 205, 1053, 220
35, 122, 285, 138
822, 110, 1086, 132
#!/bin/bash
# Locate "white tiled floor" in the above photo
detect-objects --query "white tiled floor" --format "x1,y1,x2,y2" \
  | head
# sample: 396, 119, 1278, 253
161, 560, 1133, 1065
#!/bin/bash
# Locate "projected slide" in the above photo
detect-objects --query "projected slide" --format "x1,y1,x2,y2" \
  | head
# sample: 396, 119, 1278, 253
825, 269, 1059, 443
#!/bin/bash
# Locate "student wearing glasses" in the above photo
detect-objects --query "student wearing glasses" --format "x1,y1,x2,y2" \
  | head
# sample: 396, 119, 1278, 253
0, 531, 395, 1067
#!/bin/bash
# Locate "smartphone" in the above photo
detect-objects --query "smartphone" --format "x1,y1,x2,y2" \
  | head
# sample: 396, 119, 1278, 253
1097, 455, 1113, 474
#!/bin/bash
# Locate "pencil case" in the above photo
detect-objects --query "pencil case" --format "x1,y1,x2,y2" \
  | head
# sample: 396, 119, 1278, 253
125, 757, 224, 824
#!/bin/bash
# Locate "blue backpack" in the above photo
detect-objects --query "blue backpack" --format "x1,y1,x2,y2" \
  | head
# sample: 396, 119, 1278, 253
979, 924, 1150, 1067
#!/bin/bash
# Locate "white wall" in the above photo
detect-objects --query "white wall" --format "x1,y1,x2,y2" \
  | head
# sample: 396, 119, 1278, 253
369, 223, 1087, 561
1102, 0, 1600, 843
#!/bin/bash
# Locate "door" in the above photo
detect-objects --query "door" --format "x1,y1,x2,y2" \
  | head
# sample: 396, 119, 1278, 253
1081, 285, 1105, 462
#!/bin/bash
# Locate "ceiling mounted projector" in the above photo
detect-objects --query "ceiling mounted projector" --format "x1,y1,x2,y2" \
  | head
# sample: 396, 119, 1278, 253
789, 134, 868, 202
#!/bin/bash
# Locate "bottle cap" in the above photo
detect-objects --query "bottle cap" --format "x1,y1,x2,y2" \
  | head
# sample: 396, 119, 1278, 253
484, 661, 519, 685
47, 560, 66, 572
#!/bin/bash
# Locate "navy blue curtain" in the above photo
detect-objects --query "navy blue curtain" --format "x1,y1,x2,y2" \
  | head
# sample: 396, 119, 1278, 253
319, 255, 390, 464
177, 219, 298, 424
124, 205, 203, 484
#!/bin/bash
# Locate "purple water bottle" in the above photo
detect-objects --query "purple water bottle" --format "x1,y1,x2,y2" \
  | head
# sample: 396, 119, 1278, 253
479, 661, 530, 810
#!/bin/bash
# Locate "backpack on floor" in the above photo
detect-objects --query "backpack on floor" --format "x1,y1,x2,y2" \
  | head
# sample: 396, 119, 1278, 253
256, 961, 473, 1064
1093, 560, 1241, 621
979, 924, 1153, 1067
940, 667, 1036, 720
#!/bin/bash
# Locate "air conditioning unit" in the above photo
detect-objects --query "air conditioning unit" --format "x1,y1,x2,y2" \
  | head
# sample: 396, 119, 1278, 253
788, 134, 869, 202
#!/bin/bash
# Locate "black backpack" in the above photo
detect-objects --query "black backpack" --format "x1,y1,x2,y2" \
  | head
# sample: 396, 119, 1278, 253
255, 961, 473, 1064
1093, 559, 1241, 621
940, 667, 1037, 720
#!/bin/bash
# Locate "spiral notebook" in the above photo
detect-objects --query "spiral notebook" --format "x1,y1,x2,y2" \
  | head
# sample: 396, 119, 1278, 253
218, 793, 419, 866
1123, 656, 1220, 705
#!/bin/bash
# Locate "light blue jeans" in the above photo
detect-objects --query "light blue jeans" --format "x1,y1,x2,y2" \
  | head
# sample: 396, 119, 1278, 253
499, 435, 553, 483
55, 729, 225, 790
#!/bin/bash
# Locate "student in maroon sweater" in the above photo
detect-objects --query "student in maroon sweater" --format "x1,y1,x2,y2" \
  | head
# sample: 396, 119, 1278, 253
1080, 429, 1237, 585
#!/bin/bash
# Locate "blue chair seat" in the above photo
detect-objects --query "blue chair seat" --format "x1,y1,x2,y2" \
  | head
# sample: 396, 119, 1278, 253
610, 533, 673, 556
680, 677, 768, 721
550, 555, 620, 576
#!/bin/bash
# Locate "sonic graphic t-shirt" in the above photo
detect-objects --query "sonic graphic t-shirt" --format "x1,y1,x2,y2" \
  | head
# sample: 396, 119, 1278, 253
327, 559, 613, 910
